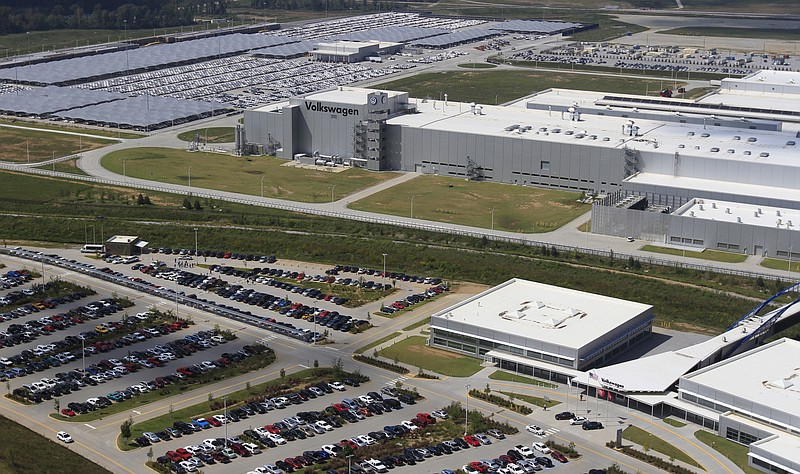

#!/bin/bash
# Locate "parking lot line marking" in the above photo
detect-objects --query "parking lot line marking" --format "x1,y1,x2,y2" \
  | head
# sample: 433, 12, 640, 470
298, 364, 309, 368
84, 424, 97, 430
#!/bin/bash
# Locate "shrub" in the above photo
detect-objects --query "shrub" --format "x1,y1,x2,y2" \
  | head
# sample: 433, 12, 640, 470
468, 389, 532, 415
352, 354, 409, 374
607, 442, 695, 474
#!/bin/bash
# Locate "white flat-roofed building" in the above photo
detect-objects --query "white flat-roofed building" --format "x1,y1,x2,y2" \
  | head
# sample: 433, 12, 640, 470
429, 278, 653, 382
678, 338, 800, 474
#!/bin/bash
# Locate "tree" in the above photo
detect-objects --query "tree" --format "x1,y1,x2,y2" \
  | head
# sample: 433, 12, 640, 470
183, 198, 192, 209
137, 193, 145, 205
193, 199, 202, 210
143, 194, 152, 205
280, 368, 286, 378
313, 359, 319, 369
120, 418, 132, 445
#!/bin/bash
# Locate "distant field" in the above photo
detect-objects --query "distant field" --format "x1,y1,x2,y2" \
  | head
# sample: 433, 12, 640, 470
349, 175, 587, 233
0, 126, 116, 163
457, 62, 497, 69
177, 127, 235, 143
661, 26, 800, 40
372, 69, 681, 104
101, 147, 398, 202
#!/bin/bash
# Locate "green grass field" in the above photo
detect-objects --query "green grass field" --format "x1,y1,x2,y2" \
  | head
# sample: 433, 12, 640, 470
372, 69, 683, 105
0, 126, 116, 163
177, 127, 236, 143
101, 147, 398, 202
349, 175, 587, 232
378, 335, 484, 377
641, 245, 748, 263
663, 418, 687, 428
760, 257, 800, 272
0, 415, 110, 473
354, 331, 403, 354
695, 430, 761, 474
661, 26, 800, 40
623, 425, 701, 468
488, 370, 558, 388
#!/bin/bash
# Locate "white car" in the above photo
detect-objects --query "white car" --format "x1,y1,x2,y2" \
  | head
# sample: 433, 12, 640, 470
316, 420, 334, 431
532, 442, 551, 454
213, 414, 228, 424
504, 463, 526, 474
570, 416, 588, 425
525, 424, 545, 435
514, 444, 534, 458
267, 433, 286, 445
329, 381, 346, 391
431, 409, 449, 419
364, 458, 388, 473
57, 431, 74, 443
179, 460, 198, 472
400, 420, 420, 431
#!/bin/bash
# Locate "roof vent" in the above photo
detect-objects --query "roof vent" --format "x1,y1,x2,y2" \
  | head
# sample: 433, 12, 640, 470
564, 130, 574, 135
701, 133, 710, 138
744, 150, 752, 155
733, 135, 741, 140
678, 144, 685, 148
589, 135, 597, 140
727, 149, 735, 153
747, 137, 757, 142
602, 137, 610, 141
788, 220, 794, 227
712, 202, 717, 209
687, 131, 695, 136
551, 128, 561, 133
710, 147, 720, 152
759, 152, 770, 157
787, 140, 796, 146
737, 216, 742, 223
695, 145, 701, 150
754, 211, 759, 218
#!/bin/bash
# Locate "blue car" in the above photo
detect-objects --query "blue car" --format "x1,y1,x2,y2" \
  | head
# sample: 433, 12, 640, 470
442, 470, 456, 474
191, 418, 210, 429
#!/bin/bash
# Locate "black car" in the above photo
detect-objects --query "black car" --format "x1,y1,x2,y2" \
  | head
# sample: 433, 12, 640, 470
398, 394, 415, 405
453, 437, 470, 449
134, 436, 151, 447
582, 421, 604, 430
554, 411, 575, 420
535, 456, 554, 468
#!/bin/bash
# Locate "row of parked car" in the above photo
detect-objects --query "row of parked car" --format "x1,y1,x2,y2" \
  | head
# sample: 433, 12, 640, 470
0, 269, 33, 296
329, 265, 442, 286
380, 285, 448, 314
156, 379, 378, 472
154, 248, 277, 264
0, 291, 95, 344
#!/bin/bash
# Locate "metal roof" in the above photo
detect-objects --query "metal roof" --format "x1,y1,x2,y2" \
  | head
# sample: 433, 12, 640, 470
250, 40, 316, 58
331, 26, 448, 44
0, 86, 122, 115
53, 94, 222, 129
412, 28, 500, 47
0, 33, 294, 85
490, 19, 582, 34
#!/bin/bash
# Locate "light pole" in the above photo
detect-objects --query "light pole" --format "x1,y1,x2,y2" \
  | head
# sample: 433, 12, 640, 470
464, 384, 471, 435
331, 184, 336, 207
81, 337, 85, 374
223, 396, 228, 447
347, 454, 353, 474
382, 253, 387, 282
789, 245, 793, 274
491, 206, 496, 231
193, 228, 199, 256
187, 165, 193, 190
260, 175, 265, 198
410, 195, 419, 219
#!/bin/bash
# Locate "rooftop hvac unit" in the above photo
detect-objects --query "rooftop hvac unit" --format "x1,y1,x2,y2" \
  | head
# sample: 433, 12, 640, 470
777, 210, 781, 216
712, 202, 717, 209
759, 152, 770, 157
701, 133, 710, 138
744, 150, 752, 155
737, 216, 742, 223
754, 211, 759, 217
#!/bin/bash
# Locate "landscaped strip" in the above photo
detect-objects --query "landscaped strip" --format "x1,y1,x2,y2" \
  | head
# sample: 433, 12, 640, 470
640, 245, 747, 263
488, 370, 558, 388
497, 390, 561, 409
622, 425, 700, 468
695, 430, 761, 474
354, 331, 402, 354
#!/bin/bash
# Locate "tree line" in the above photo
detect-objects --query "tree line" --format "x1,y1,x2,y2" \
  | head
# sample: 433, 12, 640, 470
0, 1, 228, 35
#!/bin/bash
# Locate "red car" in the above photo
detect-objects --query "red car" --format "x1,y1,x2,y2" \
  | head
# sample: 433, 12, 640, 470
284, 457, 303, 469
60, 408, 76, 417
206, 417, 222, 427
340, 439, 358, 450
264, 424, 280, 434
464, 435, 481, 447
551, 450, 569, 463
174, 448, 192, 460
416, 413, 436, 424
469, 461, 489, 473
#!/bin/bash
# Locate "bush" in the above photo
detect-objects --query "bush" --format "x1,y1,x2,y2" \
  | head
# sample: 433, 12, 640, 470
468, 389, 533, 415
606, 441, 695, 474
545, 439, 580, 458
353, 354, 409, 374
